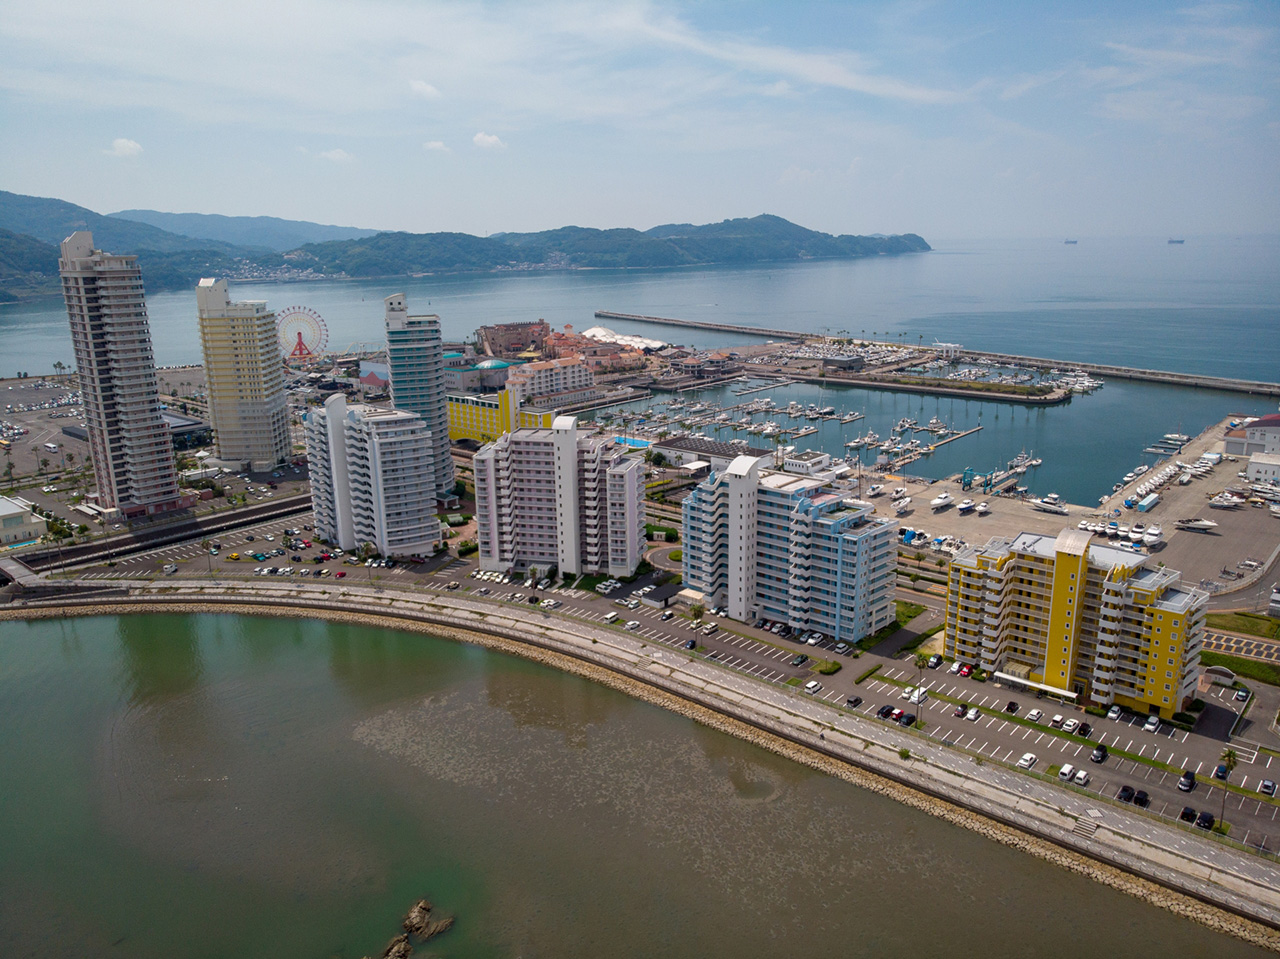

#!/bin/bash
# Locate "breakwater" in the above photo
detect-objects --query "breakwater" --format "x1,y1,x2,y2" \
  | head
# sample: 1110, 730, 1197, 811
594, 310, 805, 341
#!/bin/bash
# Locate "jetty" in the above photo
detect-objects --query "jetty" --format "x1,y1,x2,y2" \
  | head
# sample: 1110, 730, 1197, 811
594, 310, 805, 341
967, 351, 1280, 398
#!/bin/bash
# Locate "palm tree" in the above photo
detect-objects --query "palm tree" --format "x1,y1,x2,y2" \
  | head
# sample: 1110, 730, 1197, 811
201, 537, 212, 573
39, 457, 50, 475
690, 603, 705, 623
3, 460, 14, 492
53, 360, 65, 381
1219, 747, 1238, 829
913, 652, 930, 727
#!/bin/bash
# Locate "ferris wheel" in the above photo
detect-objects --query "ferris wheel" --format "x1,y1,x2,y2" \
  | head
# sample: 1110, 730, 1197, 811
276, 306, 329, 364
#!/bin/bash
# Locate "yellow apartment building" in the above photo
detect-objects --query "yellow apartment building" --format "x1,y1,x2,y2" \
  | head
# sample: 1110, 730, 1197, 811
447, 390, 556, 443
944, 529, 1205, 718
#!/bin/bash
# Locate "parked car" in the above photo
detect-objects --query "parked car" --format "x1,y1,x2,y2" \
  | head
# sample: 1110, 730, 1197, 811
878, 705, 894, 719
683, 639, 697, 650
927, 654, 942, 669
1078, 722, 1093, 738
954, 703, 968, 718
1027, 709, 1044, 723
1050, 714, 1065, 728
1090, 745, 1109, 764
1058, 764, 1076, 782
1235, 688, 1250, 702
898, 712, 916, 727
1073, 769, 1090, 787
949, 661, 962, 675
1261, 780, 1277, 797
1017, 753, 1037, 769
790, 654, 809, 667
1117, 785, 1136, 803
1134, 790, 1150, 808
846, 696, 863, 708
1005, 701, 1019, 713
1142, 715, 1161, 734
1195, 811, 1215, 830
965, 707, 980, 721
958, 664, 973, 677
1107, 705, 1123, 720
1214, 763, 1229, 781
1062, 718, 1079, 734
625, 620, 641, 631
804, 680, 822, 695
1179, 806, 1197, 823
661, 610, 675, 621
890, 708, 904, 722
1178, 769, 1196, 792
833, 642, 850, 654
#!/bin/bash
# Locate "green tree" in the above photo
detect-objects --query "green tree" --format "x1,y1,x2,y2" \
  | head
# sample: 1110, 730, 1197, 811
690, 603, 705, 622
39, 457, 50, 475
201, 537, 212, 573
1219, 747, 1238, 829
913, 652, 930, 727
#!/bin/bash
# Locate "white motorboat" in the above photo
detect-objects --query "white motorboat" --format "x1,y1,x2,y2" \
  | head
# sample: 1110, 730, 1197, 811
1176, 518, 1218, 531
957, 499, 976, 513
866, 484, 884, 497
1129, 523, 1146, 542
893, 497, 912, 514
930, 491, 954, 510
975, 502, 990, 515
1107, 522, 1120, 537
1030, 496, 1069, 515
1142, 525, 1163, 546
891, 487, 908, 500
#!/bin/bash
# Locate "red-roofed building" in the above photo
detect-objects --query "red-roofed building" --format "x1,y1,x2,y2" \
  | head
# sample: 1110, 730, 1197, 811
1224, 413, 1280, 456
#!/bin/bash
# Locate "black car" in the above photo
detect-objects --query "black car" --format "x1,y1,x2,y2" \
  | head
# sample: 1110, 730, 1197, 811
878, 704, 894, 719
790, 654, 809, 667
1118, 785, 1136, 803
1214, 763, 1229, 781
846, 696, 863, 708
292, 555, 302, 562
927, 654, 942, 669
1178, 769, 1196, 792
1005, 701, 1019, 714
1195, 811, 1215, 830
1078, 723, 1092, 739
899, 712, 917, 727
683, 639, 697, 650
245, 534, 255, 542
1179, 806, 1197, 823
1090, 744, 1108, 764
1134, 790, 1150, 808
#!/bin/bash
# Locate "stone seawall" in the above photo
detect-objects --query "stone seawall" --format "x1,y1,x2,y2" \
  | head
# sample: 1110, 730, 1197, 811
5, 593, 1280, 953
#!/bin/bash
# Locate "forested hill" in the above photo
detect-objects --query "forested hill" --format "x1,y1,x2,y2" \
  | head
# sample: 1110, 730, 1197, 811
292, 214, 930, 275
0, 191, 929, 299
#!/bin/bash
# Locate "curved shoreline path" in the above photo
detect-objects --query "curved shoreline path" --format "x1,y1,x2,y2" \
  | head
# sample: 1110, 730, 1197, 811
4, 579, 1280, 951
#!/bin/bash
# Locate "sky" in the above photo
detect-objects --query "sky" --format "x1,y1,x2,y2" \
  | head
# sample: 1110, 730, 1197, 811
1, 0, 1277, 240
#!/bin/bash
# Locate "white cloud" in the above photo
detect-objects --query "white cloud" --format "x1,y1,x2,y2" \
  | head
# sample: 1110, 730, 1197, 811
473, 131, 506, 149
423, 140, 449, 152
319, 148, 352, 162
103, 137, 142, 157
410, 80, 441, 99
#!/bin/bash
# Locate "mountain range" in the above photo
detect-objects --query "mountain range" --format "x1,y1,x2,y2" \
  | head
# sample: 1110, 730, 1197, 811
0, 190, 929, 302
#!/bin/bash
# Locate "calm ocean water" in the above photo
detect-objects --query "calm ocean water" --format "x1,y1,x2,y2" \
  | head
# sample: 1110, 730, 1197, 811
2, 235, 1276, 503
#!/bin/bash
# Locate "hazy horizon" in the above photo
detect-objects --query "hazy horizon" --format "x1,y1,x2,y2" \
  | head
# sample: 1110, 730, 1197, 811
2, 1, 1278, 240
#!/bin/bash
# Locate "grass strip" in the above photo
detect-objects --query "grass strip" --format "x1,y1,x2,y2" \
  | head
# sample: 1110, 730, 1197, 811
1201, 651, 1280, 688
1205, 612, 1280, 641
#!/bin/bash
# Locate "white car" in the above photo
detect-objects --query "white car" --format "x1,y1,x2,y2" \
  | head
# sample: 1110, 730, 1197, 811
1062, 718, 1080, 734
1107, 705, 1122, 720
909, 688, 929, 705
949, 661, 962, 675
807, 634, 822, 646
1143, 715, 1161, 733
1017, 752, 1037, 769
901, 686, 916, 700
965, 707, 980, 721
804, 680, 822, 694
1027, 709, 1044, 723
624, 620, 641, 630
1073, 769, 1091, 787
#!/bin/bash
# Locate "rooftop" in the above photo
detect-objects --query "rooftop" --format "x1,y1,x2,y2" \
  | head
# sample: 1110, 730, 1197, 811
654, 435, 772, 459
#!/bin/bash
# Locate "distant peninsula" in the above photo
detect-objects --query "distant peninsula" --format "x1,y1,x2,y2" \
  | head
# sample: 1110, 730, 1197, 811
0, 190, 929, 301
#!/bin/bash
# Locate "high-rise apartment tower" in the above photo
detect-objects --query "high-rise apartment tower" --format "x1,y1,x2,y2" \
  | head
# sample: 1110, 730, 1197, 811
384, 294, 456, 507
195, 278, 291, 471
59, 231, 187, 517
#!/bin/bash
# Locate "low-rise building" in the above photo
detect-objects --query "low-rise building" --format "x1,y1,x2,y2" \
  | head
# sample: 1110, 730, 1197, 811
944, 529, 1205, 719
682, 457, 897, 642
782, 449, 831, 474
304, 394, 442, 558
1224, 413, 1280, 456
473, 416, 645, 577
446, 391, 557, 443
652, 436, 772, 473
0, 496, 47, 547
1246, 451, 1280, 483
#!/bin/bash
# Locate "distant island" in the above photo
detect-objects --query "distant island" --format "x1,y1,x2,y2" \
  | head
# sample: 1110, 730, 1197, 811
0, 190, 929, 301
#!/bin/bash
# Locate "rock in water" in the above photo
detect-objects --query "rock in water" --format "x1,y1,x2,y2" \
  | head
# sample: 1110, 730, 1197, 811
403, 899, 432, 936
382, 933, 412, 959
420, 917, 455, 941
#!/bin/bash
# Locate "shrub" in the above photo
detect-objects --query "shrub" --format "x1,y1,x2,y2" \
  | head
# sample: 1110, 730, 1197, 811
817, 661, 842, 675
899, 748, 911, 760
456, 539, 479, 557
854, 664, 881, 684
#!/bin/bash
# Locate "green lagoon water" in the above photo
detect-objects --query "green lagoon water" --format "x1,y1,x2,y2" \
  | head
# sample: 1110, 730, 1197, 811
0, 613, 1269, 958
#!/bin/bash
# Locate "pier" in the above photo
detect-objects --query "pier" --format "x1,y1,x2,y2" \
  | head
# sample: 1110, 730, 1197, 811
965, 350, 1280, 398
594, 310, 806, 341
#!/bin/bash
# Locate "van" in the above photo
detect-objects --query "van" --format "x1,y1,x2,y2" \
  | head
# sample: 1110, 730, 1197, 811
604, 612, 620, 624
1058, 763, 1076, 782
701, 622, 718, 635
162, 563, 178, 575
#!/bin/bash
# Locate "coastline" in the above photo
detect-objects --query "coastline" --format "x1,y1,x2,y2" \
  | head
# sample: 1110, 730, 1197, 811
5, 592, 1280, 953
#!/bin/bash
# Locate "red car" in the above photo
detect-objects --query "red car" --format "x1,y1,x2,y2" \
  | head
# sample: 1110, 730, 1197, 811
335, 571, 347, 578
890, 708, 904, 722
959, 664, 973, 677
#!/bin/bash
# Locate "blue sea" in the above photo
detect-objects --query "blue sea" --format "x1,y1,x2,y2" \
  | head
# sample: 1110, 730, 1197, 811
2, 234, 1276, 503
